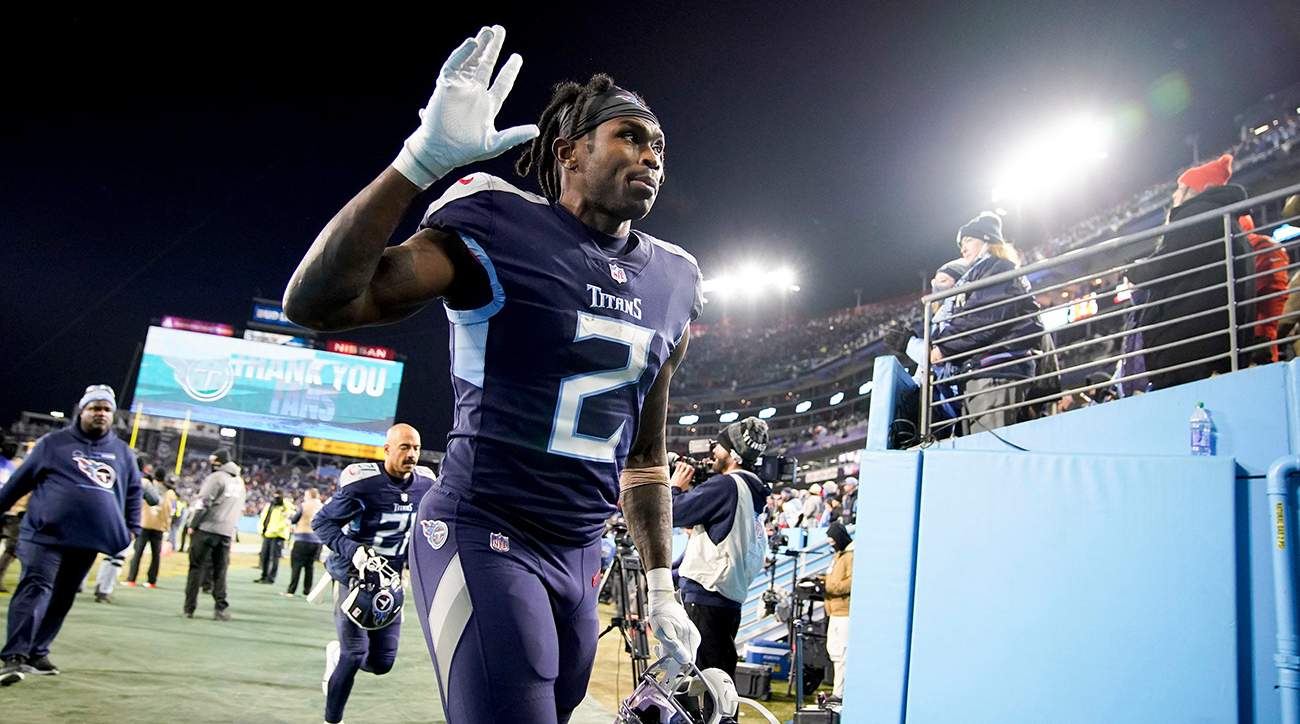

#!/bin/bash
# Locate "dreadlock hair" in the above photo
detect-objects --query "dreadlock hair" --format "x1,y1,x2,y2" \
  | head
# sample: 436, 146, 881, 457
516, 73, 649, 202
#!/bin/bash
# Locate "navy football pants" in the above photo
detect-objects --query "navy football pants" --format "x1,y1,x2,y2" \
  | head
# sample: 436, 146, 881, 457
409, 490, 602, 724
325, 590, 402, 724
2, 540, 97, 660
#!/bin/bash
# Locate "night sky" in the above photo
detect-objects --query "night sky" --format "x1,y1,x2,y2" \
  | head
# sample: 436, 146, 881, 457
4, 3, 1298, 442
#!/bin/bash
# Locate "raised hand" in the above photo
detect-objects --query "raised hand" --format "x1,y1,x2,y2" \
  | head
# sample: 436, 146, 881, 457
393, 25, 540, 190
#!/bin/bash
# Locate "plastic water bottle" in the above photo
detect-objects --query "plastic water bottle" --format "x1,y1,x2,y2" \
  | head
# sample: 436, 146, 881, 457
1190, 403, 1214, 456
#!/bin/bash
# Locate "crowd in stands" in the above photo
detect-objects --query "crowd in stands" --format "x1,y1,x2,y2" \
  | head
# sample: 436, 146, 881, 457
672, 297, 921, 396
149, 455, 339, 518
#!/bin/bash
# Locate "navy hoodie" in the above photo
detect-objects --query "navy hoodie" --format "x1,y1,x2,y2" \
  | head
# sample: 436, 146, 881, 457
671, 469, 769, 609
0, 424, 143, 554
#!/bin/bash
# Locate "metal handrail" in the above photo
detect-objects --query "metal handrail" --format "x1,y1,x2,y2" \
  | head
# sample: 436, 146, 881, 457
923, 181, 1300, 307
918, 179, 1300, 439
933, 235, 1228, 329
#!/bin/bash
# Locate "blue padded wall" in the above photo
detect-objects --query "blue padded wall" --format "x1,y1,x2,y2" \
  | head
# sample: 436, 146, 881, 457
906, 451, 1241, 723
850, 359, 1300, 723
842, 451, 923, 724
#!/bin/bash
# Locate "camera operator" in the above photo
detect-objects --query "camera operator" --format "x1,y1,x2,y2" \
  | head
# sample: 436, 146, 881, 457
821, 522, 854, 701
670, 417, 770, 678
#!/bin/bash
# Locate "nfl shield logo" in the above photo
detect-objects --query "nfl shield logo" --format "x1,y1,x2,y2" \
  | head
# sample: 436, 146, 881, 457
489, 532, 510, 553
609, 262, 627, 284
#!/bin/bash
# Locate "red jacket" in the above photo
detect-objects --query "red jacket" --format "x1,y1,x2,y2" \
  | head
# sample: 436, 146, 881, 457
1240, 215, 1291, 361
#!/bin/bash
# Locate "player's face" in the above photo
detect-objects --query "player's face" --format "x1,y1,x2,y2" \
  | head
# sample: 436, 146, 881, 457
384, 433, 421, 476
577, 117, 665, 221
79, 401, 114, 437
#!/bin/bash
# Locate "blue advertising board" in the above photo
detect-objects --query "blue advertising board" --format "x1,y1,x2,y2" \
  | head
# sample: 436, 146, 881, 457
132, 326, 403, 445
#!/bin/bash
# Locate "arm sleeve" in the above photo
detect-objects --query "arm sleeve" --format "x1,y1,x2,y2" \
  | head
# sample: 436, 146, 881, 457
312, 490, 366, 561
0, 440, 45, 514
936, 271, 1037, 356
124, 461, 144, 536
824, 551, 853, 596
671, 474, 738, 534
289, 508, 303, 525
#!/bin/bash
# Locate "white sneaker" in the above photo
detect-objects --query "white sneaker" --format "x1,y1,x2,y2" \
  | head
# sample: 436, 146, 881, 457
323, 641, 340, 695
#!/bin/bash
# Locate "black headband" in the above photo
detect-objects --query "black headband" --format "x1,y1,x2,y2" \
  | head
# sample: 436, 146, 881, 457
563, 87, 660, 140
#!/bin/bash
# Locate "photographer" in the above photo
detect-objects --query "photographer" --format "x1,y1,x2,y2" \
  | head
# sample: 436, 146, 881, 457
670, 418, 771, 678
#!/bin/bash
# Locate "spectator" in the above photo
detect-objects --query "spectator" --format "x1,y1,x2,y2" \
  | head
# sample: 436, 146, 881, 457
94, 476, 161, 603
183, 449, 245, 621
1238, 214, 1291, 363
125, 468, 177, 589
253, 491, 295, 585
0, 385, 143, 685
281, 488, 324, 598
802, 483, 824, 529
839, 478, 858, 525
671, 418, 770, 678
1127, 155, 1256, 390
170, 494, 187, 552
822, 521, 854, 702
932, 212, 1044, 434
780, 488, 803, 529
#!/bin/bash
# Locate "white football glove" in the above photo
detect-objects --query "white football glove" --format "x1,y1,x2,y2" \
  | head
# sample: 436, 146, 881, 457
645, 568, 701, 666
351, 545, 377, 573
392, 24, 540, 190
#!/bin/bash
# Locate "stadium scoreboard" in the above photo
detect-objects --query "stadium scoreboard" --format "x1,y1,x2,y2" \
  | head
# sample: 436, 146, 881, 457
131, 325, 403, 446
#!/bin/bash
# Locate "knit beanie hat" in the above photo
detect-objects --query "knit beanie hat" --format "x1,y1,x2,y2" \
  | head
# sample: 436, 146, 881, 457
936, 258, 970, 281
957, 212, 1004, 245
716, 417, 769, 465
211, 448, 232, 465
78, 384, 117, 411
1177, 154, 1233, 193
827, 521, 852, 551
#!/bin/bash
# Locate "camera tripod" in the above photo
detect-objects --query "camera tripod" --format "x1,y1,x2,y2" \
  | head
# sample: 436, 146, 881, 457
597, 531, 652, 685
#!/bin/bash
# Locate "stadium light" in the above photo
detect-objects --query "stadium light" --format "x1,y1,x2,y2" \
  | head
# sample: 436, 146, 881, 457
829, 392, 845, 406
219, 427, 237, 438
858, 381, 873, 396
291, 437, 302, 447
718, 411, 739, 423
49, 411, 65, 418
1254, 124, 1270, 135
795, 401, 812, 413
991, 116, 1111, 203
702, 267, 799, 298
758, 407, 777, 419
677, 414, 700, 425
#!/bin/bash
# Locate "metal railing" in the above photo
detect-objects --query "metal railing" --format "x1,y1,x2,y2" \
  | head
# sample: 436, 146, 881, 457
918, 181, 1300, 439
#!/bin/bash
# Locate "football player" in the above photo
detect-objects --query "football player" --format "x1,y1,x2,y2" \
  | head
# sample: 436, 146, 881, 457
313, 423, 435, 724
283, 25, 702, 724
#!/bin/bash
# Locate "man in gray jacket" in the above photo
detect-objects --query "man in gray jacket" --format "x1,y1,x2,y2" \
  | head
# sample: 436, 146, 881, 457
182, 449, 245, 620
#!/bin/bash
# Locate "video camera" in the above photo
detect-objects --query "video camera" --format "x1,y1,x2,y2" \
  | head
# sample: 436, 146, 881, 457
667, 451, 713, 487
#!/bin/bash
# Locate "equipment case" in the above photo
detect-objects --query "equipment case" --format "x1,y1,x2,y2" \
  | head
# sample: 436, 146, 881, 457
733, 662, 772, 701
792, 709, 840, 723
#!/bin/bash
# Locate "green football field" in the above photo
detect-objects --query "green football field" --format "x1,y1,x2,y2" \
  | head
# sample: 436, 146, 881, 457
0, 551, 446, 724
0, 550, 821, 723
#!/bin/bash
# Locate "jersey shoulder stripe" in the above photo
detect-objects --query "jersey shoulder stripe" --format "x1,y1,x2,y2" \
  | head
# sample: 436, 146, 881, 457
426, 172, 547, 218
339, 462, 382, 487
413, 465, 438, 482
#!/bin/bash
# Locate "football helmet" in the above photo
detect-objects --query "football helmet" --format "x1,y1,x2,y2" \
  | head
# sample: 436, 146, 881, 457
617, 656, 779, 724
339, 554, 404, 630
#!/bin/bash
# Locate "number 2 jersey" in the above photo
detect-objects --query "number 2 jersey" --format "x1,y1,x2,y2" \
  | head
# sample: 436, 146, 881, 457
420, 173, 703, 548
314, 462, 437, 582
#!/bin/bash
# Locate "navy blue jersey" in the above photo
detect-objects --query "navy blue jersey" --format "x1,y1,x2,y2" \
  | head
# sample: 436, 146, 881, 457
314, 462, 436, 582
420, 173, 703, 547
